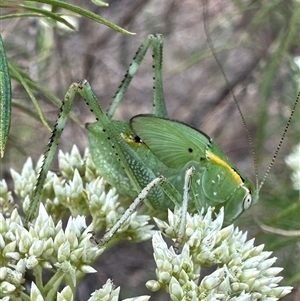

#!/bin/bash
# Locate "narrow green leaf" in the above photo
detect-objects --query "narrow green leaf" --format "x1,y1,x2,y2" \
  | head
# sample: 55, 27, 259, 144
0, 34, 12, 158
0, 8, 77, 31
26, 0, 135, 35
19, 5, 77, 30
8, 62, 52, 132
8, 62, 84, 128
91, 0, 109, 7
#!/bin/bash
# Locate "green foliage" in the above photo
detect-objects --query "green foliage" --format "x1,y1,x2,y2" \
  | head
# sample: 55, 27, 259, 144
0, 34, 11, 157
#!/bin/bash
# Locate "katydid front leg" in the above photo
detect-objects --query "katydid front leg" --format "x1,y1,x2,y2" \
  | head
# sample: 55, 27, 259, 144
98, 166, 196, 247
99, 175, 165, 246
25, 85, 75, 225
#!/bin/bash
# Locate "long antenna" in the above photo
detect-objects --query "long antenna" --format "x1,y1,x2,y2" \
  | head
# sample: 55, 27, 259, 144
201, 0, 259, 189
201, 0, 299, 192
257, 92, 299, 191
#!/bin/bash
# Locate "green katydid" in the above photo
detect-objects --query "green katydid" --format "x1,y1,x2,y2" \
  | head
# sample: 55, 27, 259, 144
25, 33, 299, 244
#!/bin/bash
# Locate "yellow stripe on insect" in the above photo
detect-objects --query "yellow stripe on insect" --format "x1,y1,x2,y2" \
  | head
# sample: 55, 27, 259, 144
207, 151, 243, 185
121, 133, 140, 144
121, 133, 146, 150
121, 133, 135, 143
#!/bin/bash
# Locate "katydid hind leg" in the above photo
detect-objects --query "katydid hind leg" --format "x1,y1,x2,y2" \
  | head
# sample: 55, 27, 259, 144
26, 35, 174, 223
82, 80, 187, 212
87, 34, 187, 210
107, 34, 167, 119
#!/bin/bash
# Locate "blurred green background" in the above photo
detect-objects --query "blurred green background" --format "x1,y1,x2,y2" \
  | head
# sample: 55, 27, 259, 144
1, 0, 299, 299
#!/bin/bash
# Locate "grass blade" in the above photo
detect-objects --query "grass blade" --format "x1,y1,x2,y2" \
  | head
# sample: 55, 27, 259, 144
0, 35, 12, 158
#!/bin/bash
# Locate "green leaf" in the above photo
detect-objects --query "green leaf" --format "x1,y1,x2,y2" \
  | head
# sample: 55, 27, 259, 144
25, 0, 135, 35
0, 34, 12, 158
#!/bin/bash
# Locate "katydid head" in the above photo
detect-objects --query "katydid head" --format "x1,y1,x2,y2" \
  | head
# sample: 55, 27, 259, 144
222, 178, 258, 226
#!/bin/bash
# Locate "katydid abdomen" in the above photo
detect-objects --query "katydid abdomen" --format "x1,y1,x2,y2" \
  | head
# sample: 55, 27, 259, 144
87, 119, 172, 210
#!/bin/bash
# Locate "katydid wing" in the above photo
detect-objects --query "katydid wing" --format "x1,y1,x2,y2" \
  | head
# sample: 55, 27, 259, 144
130, 115, 255, 225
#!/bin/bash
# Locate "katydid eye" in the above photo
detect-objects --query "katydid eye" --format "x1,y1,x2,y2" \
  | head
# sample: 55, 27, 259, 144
243, 194, 252, 210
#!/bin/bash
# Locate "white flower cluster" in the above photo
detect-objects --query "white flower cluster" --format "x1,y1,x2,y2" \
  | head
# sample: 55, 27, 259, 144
9, 146, 153, 242
0, 146, 153, 300
147, 208, 293, 300
285, 143, 300, 190
0, 146, 293, 300
0, 203, 102, 299
0, 202, 152, 300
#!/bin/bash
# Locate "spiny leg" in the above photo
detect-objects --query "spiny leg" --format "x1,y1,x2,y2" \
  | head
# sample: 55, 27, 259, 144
98, 176, 165, 246
24, 78, 131, 224
25, 85, 77, 225
107, 34, 167, 119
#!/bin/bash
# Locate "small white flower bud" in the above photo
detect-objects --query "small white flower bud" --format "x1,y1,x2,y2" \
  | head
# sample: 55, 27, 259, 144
0, 281, 16, 293
30, 282, 44, 301
26, 255, 39, 269
29, 240, 44, 257
145, 280, 161, 292
79, 265, 97, 274
57, 242, 70, 262
169, 277, 183, 301
57, 285, 73, 301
